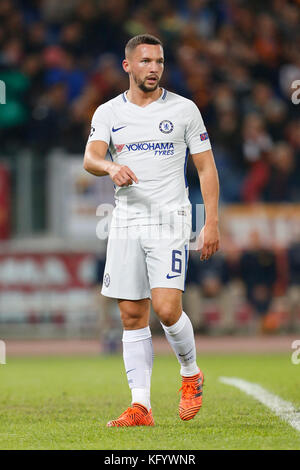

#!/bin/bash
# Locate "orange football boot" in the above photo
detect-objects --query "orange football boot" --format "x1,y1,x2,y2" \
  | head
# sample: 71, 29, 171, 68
107, 403, 155, 427
179, 369, 204, 421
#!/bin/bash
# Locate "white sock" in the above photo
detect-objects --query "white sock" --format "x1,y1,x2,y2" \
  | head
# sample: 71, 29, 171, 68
122, 326, 153, 410
161, 311, 199, 377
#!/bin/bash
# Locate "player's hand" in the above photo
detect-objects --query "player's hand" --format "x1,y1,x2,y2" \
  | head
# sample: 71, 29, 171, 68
108, 163, 138, 187
197, 222, 220, 261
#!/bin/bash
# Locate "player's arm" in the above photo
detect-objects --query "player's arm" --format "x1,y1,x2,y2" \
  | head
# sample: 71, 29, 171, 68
84, 140, 138, 187
191, 149, 220, 261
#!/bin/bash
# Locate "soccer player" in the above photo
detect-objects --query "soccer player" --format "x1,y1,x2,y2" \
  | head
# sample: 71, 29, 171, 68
84, 34, 220, 427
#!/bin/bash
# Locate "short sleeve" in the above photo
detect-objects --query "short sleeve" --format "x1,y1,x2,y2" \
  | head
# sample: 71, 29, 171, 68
185, 102, 211, 154
87, 104, 111, 144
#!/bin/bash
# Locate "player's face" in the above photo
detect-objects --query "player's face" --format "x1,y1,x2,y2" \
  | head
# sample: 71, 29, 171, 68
124, 44, 164, 93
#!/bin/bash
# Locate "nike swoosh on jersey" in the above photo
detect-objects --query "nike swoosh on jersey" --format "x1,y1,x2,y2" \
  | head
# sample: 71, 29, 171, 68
126, 368, 136, 374
112, 125, 127, 132
166, 273, 181, 279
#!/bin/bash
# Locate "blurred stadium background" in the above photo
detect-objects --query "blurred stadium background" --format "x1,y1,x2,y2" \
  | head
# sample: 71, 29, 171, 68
0, 0, 300, 354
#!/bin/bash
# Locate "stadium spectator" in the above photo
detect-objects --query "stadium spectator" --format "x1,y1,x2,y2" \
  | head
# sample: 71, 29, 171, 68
240, 231, 277, 321
263, 142, 299, 202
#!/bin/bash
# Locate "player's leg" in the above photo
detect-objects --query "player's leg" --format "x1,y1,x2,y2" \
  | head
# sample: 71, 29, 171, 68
143, 213, 204, 421
102, 226, 155, 426
143, 221, 198, 375
151, 288, 199, 377
107, 298, 155, 427
151, 287, 204, 421
119, 298, 153, 410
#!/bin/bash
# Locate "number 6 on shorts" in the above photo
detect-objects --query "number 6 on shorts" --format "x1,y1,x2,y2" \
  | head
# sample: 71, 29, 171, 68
172, 250, 182, 274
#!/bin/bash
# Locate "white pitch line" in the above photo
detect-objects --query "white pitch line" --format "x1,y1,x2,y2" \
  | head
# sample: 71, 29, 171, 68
219, 376, 300, 433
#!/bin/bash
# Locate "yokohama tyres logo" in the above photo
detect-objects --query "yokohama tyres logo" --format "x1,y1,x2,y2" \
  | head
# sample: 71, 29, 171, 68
115, 142, 174, 155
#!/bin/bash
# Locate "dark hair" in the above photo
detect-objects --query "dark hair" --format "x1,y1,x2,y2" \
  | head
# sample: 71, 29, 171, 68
125, 34, 163, 57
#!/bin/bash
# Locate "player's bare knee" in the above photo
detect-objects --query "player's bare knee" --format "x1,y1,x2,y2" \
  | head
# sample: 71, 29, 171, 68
153, 303, 181, 326
119, 301, 149, 329
120, 310, 145, 329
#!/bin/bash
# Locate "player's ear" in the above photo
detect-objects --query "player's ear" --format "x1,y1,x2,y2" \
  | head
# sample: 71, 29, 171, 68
122, 59, 130, 73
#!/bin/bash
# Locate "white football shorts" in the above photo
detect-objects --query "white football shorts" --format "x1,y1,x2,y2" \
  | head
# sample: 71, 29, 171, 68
101, 211, 191, 300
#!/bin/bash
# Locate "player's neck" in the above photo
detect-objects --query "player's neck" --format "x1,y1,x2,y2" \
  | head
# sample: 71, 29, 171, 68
126, 86, 163, 108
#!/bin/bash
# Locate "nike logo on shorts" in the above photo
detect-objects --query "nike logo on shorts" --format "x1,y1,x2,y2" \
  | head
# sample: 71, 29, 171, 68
166, 273, 181, 279
112, 125, 126, 132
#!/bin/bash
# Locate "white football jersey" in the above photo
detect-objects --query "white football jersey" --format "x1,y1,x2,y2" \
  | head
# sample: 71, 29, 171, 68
88, 88, 211, 226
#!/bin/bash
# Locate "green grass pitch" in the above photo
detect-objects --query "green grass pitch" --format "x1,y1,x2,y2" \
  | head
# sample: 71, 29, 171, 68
0, 353, 300, 450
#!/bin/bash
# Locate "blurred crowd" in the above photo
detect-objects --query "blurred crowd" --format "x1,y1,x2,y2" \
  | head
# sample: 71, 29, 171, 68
183, 231, 300, 333
0, 0, 300, 203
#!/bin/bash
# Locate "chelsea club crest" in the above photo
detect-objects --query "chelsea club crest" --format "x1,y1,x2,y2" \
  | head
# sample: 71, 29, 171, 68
104, 273, 110, 288
159, 120, 174, 134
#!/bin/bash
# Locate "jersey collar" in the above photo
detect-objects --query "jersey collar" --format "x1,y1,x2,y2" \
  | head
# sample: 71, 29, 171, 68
122, 88, 167, 106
